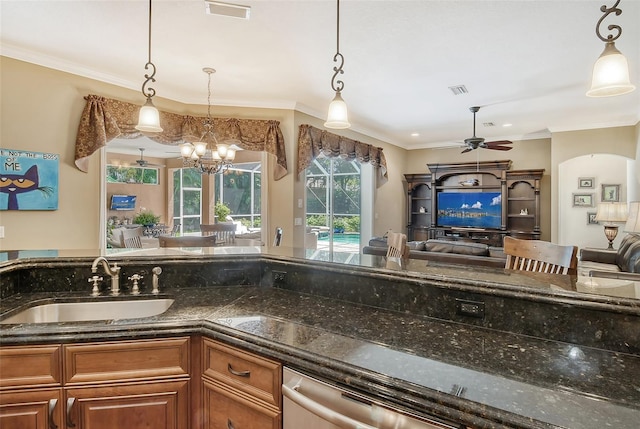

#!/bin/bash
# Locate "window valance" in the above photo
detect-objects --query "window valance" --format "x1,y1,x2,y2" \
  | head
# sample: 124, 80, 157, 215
297, 124, 388, 186
74, 95, 288, 180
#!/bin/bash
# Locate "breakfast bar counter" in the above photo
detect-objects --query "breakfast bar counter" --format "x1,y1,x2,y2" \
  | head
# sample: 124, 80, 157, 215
1, 249, 639, 428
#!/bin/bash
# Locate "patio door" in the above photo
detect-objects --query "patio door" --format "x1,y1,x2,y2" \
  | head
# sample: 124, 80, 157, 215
305, 155, 371, 259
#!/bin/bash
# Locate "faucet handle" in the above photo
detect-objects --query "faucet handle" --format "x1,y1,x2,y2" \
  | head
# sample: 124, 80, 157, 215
88, 275, 103, 296
128, 274, 143, 295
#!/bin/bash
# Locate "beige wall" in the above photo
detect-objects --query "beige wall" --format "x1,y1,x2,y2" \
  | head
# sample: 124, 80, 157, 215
1, 56, 638, 250
551, 125, 638, 242
0, 57, 293, 250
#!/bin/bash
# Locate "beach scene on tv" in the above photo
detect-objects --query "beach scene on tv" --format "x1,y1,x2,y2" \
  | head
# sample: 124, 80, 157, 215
437, 192, 502, 229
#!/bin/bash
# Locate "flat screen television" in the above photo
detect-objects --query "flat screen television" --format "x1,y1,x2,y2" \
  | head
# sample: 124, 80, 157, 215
437, 192, 502, 229
110, 195, 137, 211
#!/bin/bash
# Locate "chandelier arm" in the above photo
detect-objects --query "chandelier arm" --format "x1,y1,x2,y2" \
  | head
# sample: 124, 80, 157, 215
141, 0, 157, 99
595, 0, 622, 42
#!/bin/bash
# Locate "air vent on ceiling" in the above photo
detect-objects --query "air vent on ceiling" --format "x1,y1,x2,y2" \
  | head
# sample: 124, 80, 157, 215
205, 1, 251, 19
448, 85, 468, 95
483, 122, 495, 127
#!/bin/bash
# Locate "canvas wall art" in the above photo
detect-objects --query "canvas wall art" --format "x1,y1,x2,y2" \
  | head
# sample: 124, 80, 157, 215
0, 148, 59, 210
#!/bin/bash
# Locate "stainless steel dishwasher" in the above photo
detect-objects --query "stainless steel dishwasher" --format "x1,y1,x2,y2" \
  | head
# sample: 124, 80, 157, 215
283, 368, 463, 429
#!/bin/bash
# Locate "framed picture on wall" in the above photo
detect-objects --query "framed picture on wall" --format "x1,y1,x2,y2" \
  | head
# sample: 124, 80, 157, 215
601, 184, 620, 202
573, 193, 594, 207
587, 212, 598, 225
578, 177, 594, 188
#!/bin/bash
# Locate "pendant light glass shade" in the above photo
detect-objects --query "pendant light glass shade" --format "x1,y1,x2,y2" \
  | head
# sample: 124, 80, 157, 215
136, 97, 163, 133
324, 91, 350, 129
587, 42, 636, 97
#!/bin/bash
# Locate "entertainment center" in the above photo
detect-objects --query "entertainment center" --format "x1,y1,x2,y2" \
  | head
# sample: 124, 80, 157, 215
405, 160, 543, 247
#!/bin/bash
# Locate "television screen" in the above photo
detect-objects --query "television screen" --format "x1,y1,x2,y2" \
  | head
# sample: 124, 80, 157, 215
437, 192, 502, 229
110, 195, 137, 211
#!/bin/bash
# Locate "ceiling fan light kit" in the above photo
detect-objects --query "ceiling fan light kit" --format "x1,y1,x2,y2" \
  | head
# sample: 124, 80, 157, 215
587, 0, 636, 97
135, 0, 163, 133
324, 0, 350, 130
180, 67, 236, 175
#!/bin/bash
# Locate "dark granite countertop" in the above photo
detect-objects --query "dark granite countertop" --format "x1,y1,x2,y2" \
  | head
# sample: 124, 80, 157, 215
1, 285, 638, 429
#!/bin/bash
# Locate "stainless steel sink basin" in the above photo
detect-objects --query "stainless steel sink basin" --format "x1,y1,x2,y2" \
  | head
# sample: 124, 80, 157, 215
0, 298, 174, 324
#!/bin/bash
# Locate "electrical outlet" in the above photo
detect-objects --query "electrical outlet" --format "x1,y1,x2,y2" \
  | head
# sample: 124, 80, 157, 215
455, 298, 485, 319
273, 271, 287, 283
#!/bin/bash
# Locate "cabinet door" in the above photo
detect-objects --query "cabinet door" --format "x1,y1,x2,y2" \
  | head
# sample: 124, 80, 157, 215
0, 388, 63, 429
65, 380, 189, 429
203, 379, 280, 429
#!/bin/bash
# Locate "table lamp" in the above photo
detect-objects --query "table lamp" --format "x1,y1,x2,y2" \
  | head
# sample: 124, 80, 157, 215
594, 202, 628, 249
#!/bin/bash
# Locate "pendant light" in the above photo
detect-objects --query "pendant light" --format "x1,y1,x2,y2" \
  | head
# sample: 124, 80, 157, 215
324, 0, 350, 129
135, 0, 163, 132
180, 68, 236, 175
587, 0, 636, 97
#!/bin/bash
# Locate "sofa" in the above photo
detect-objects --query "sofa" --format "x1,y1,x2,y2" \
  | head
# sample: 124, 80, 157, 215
363, 237, 507, 268
579, 234, 640, 278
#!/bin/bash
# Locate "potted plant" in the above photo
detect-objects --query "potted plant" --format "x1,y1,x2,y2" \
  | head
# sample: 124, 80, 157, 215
214, 201, 231, 223
133, 210, 160, 227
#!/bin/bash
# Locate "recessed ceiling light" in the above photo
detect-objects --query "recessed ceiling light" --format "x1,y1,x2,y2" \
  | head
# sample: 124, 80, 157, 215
411, 132, 420, 137
503, 123, 513, 127
205, 1, 251, 20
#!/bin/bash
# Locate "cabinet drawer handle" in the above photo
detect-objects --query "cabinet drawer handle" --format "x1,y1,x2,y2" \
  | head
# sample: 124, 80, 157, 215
66, 397, 76, 428
48, 399, 58, 429
227, 418, 235, 429
227, 363, 250, 377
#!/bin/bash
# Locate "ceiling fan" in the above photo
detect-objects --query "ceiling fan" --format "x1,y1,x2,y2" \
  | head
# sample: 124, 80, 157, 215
460, 106, 513, 154
135, 148, 164, 167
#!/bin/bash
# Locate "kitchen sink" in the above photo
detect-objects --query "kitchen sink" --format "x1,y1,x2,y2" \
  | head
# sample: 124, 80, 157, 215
0, 298, 175, 324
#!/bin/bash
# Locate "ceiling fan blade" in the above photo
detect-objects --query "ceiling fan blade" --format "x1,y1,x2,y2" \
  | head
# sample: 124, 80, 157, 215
461, 147, 473, 154
485, 140, 513, 147
487, 145, 513, 151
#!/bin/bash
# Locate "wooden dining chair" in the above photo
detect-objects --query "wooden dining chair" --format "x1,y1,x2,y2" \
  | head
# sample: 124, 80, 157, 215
386, 231, 409, 259
200, 223, 236, 245
122, 227, 143, 249
158, 235, 217, 248
503, 236, 578, 275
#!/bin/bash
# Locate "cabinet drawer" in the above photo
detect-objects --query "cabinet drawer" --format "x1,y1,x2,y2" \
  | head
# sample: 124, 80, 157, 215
202, 338, 281, 407
204, 379, 280, 429
64, 337, 190, 385
0, 344, 61, 389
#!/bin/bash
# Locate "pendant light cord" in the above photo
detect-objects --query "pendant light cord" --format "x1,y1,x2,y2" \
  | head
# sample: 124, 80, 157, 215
330, 0, 345, 93
141, 0, 157, 99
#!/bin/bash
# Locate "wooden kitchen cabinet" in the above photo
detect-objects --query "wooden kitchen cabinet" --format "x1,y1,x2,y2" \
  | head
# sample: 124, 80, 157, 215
0, 344, 63, 429
0, 337, 191, 429
65, 380, 189, 429
201, 338, 282, 429
0, 388, 63, 429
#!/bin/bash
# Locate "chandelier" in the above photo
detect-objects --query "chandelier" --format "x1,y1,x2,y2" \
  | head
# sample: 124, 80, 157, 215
180, 68, 236, 175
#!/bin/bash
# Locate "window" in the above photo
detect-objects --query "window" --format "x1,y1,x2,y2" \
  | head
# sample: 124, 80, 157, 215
214, 162, 261, 231
306, 155, 362, 255
172, 168, 202, 235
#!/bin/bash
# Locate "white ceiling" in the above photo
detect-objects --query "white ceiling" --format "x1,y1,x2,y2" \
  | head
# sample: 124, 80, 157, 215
2, 0, 639, 156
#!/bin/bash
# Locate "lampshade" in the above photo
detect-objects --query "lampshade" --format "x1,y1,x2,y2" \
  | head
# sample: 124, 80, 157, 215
624, 201, 640, 233
324, 91, 350, 129
136, 97, 163, 133
594, 202, 628, 223
587, 42, 636, 97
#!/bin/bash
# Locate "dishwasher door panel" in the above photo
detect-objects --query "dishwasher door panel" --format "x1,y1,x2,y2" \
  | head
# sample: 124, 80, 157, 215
283, 368, 461, 429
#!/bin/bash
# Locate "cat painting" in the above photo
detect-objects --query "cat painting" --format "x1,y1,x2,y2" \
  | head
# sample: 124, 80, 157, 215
0, 149, 58, 211
0, 165, 54, 210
